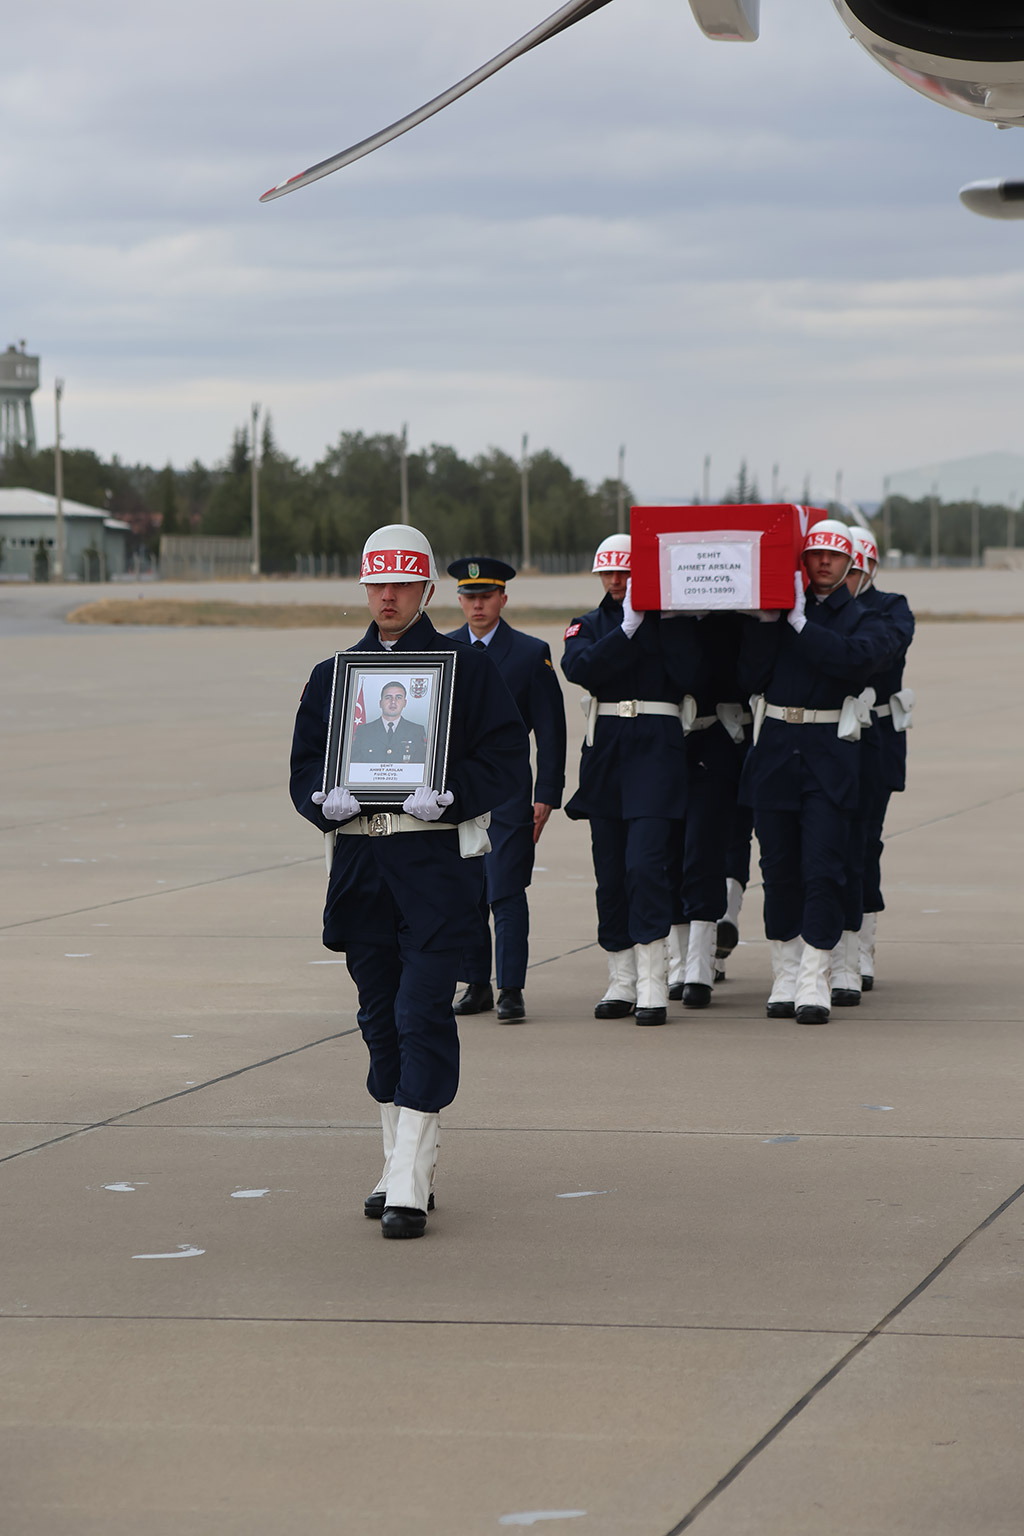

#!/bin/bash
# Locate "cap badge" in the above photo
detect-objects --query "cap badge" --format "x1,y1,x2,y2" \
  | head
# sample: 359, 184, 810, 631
468, 562, 480, 579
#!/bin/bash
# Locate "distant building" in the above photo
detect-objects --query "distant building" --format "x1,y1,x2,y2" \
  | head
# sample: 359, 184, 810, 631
884, 452, 1024, 506
0, 487, 130, 581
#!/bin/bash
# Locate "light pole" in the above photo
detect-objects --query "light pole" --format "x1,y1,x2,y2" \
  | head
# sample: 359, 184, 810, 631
702, 453, 711, 504
250, 402, 261, 577
882, 476, 892, 558
971, 486, 980, 568
616, 443, 626, 535
53, 379, 65, 581
520, 432, 530, 569
400, 423, 410, 525
771, 463, 780, 501
930, 482, 939, 568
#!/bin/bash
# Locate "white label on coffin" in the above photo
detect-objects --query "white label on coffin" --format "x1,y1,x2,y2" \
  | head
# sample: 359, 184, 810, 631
658, 530, 762, 610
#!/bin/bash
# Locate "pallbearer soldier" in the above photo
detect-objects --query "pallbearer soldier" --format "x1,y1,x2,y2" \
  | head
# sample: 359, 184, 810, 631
739, 520, 890, 1025
447, 556, 567, 1023
562, 534, 702, 1026
290, 525, 528, 1238
846, 527, 915, 992
669, 612, 751, 1007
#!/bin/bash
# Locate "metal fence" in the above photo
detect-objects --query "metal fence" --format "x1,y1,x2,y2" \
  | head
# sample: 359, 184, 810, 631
160, 536, 253, 580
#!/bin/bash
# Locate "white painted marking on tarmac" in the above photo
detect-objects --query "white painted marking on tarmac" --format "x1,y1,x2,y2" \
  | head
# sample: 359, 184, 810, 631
103, 1182, 148, 1192
921, 908, 941, 913
309, 960, 346, 964
64, 953, 91, 958
763, 1136, 799, 1144
231, 1188, 271, 1199
132, 1245, 205, 1260
499, 1515, 587, 1528
556, 1191, 609, 1199
535, 866, 548, 872
173, 1034, 193, 1039
59, 857, 94, 863
862, 1105, 894, 1111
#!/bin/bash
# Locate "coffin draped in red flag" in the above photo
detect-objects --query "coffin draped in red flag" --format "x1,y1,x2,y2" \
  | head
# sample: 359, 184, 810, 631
629, 503, 829, 612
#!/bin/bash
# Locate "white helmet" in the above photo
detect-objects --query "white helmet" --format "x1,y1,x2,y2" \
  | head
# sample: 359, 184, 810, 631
850, 528, 879, 570
359, 523, 438, 585
801, 519, 853, 590
593, 534, 631, 573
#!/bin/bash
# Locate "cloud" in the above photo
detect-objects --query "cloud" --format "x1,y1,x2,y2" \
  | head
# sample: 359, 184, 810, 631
5, 0, 1024, 501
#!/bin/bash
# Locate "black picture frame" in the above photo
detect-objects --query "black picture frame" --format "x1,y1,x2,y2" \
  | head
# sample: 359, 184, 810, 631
323, 651, 457, 809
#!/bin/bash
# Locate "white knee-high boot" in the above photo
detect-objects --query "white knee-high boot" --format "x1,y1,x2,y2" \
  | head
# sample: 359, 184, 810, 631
668, 923, 689, 999
859, 913, 878, 990
382, 1107, 440, 1238
830, 930, 862, 1006
794, 945, 832, 1026
634, 939, 668, 1026
766, 938, 803, 1018
364, 1102, 400, 1216
595, 948, 637, 1019
683, 920, 716, 1009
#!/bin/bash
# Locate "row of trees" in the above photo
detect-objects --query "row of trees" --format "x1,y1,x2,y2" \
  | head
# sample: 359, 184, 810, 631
3, 428, 1019, 569
0, 424, 633, 574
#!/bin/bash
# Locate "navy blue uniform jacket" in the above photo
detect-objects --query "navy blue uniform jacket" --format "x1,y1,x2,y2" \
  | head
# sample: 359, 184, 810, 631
859, 585, 915, 794
561, 594, 702, 820
448, 618, 567, 904
739, 586, 891, 812
290, 613, 529, 952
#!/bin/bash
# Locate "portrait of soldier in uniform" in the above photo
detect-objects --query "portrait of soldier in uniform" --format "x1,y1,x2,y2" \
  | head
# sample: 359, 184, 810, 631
352, 680, 428, 765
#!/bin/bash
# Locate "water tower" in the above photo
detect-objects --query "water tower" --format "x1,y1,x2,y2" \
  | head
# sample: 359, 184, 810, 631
0, 341, 39, 456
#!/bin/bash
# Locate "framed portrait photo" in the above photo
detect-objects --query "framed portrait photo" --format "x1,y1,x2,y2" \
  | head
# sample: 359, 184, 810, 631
323, 651, 457, 808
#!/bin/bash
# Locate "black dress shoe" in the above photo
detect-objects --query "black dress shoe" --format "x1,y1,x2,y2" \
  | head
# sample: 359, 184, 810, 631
795, 1004, 830, 1026
381, 1205, 427, 1238
634, 1007, 667, 1026
453, 982, 493, 1015
497, 988, 526, 1022
715, 919, 739, 959
766, 1000, 796, 1018
831, 988, 861, 1008
861, 975, 874, 992
682, 983, 712, 1009
668, 983, 684, 1001
365, 1190, 434, 1218
594, 998, 634, 1018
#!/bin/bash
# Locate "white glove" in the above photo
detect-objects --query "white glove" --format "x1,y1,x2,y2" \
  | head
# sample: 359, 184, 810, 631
402, 787, 454, 822
620, 578, 643, 639
787, 570, 807, 634
312, 786, 362, 820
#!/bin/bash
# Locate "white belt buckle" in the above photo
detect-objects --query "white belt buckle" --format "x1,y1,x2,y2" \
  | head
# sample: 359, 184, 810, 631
784, 707, 804, 724
368, 812, 394, 837
617, 700, 639, 718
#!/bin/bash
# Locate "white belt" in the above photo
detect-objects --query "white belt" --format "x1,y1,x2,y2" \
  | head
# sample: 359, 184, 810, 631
687, 714, 719, 733
595, 700, 684, 720
337, 812, 457, 838
764, 705, 842, 725
874, 704, 892, 718
715, 702, 753, 743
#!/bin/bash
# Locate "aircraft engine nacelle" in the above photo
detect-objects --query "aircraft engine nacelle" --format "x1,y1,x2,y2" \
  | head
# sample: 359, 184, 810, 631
830, 3, 1024, 127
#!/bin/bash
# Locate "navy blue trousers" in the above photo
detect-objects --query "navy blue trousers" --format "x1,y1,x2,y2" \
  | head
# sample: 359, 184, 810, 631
461, 890, 530, 988
345, 926, 462, 1112
862, 785, 892, 913
677, 754, 736, 923
725, 802, 755, 889
590, 816, 674, 951
755, 785, 853, 952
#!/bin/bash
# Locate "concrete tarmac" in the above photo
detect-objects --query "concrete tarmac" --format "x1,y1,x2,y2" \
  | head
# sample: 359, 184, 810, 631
2, 607, 1023, 1534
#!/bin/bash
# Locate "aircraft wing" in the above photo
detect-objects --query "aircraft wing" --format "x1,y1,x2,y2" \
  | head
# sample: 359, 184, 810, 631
259, 0, 615, 202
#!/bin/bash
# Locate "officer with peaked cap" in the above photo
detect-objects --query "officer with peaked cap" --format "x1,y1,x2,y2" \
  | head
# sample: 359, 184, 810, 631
446, 557, 567, 1023
739, 520, 891, 1025
290, 525, 528, 1238
562, 533, 702, 1026
843, 527, 914, 995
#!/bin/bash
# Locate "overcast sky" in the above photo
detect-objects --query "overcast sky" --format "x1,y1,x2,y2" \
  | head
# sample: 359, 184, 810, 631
5, 0, 1024, 502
